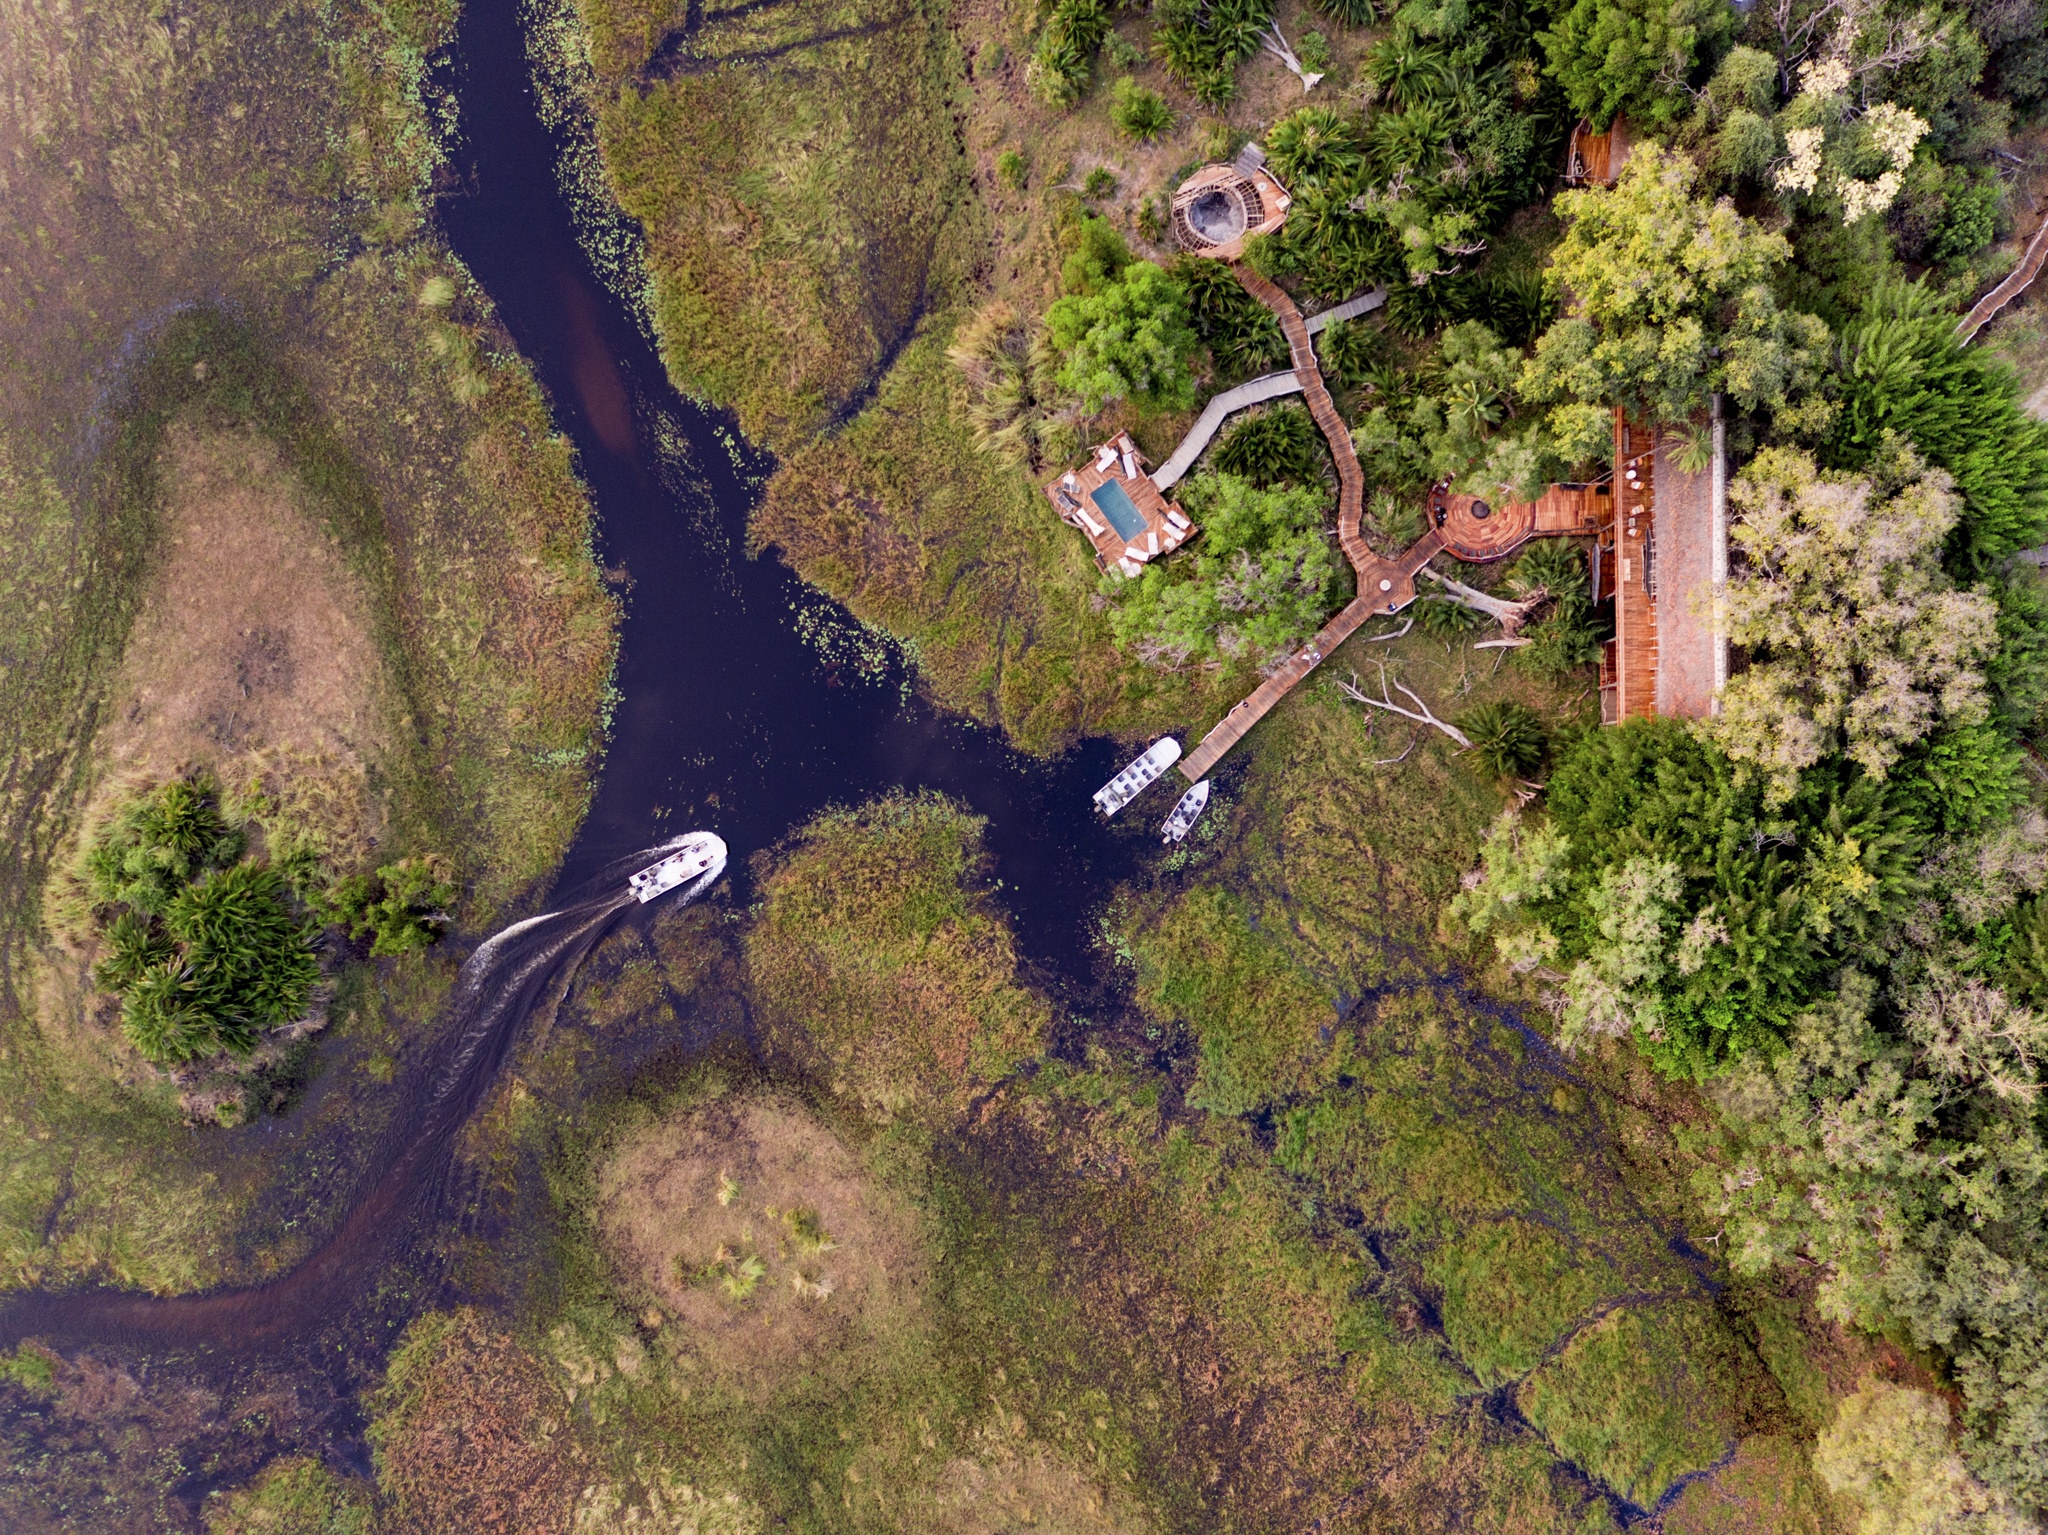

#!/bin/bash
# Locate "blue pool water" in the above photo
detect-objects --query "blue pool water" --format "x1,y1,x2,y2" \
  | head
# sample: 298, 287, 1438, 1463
1090, 479, 1148, 542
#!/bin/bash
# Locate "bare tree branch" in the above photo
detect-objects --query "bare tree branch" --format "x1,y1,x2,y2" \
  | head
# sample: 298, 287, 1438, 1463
1360, 617, 1413, 643
1368, 729, 1420, 767
1337, 664, 1473, 747
1261, 23, 1324, 91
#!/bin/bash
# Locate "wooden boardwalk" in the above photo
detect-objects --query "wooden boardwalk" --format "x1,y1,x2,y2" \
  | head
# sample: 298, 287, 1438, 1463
1960, 210, 2048, 343
1176, 270, 1420, 782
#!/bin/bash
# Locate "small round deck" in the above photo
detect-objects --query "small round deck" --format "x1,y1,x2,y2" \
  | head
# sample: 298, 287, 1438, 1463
1430, 484, 1536, 562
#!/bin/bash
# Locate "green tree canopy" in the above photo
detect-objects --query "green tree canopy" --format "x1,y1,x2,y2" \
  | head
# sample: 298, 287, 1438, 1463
1105, 473, 1340, 667
1711, 445, 2000, 802
1521, 145, 1829, 459
1829, 278, 2048, 571
1538, 0, 1735, 130
82, 776, 319, 1065
1045, 260, 1199, 413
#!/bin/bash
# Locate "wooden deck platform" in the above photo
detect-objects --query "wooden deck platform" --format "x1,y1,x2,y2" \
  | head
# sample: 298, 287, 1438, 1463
1607, 415, 1658, 723
1045, 432, 1196, 575
1429, 481, 1606, 563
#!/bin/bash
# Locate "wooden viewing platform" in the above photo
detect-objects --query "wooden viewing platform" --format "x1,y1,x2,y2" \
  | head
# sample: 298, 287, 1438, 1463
1603, 417, 1658, 723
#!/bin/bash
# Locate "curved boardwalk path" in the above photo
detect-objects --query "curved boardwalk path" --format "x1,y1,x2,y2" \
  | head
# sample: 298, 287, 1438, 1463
1178, 272, 1423, 780
1960, 210, 2048, 343
1151, 370, 1304, 491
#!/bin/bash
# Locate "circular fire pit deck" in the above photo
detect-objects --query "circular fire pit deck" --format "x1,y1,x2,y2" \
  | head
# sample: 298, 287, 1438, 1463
1171, 161, 1292, 261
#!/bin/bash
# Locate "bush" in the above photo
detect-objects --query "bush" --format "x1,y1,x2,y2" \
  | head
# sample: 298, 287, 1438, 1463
1083, 166, 1118, 199
1828, 277, 2048, 570
1307, 0, 1377, 25
1267, 105, 1364, 189
1315, 316, 1382, 387
82, 776, 319, 1064
1154, 0, 1274, 106
1030, 0, 1114, 106
1176, 257, 1289, 375
1212, 403, 1328, 486
1110, 77, 1173, 141
324, 857, 458, 958
996, 148, 1028, 189
1457, 700, 1548, 778
1045, 259, 1200, 412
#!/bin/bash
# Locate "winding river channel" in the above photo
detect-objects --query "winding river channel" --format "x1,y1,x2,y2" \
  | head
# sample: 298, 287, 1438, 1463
0, 0, 1163, 1449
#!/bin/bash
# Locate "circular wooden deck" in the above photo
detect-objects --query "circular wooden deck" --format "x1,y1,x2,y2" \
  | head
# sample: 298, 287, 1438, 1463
1430, 484, 1536, 562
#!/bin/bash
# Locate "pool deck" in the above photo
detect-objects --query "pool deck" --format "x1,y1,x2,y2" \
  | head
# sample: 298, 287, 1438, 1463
1044, 431, 1198, 576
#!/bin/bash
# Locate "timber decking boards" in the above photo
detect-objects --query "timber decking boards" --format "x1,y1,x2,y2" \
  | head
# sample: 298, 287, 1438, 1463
1650, 433, 1716, 719
1614, 420, 1658, 722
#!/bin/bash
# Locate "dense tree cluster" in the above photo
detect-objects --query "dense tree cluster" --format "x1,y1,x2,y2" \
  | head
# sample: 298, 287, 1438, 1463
77, 775, 453, 1066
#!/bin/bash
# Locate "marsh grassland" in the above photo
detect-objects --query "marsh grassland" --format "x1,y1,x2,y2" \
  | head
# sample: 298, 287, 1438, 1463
341, 643, 1877, 1533
0, 0, 614, 1295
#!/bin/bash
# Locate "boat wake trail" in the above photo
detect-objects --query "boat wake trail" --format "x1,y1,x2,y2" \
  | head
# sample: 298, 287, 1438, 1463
0, 835, 727, 1360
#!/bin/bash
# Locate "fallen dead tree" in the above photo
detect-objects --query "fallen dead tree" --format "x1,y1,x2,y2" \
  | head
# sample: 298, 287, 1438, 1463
1337, 663, 1472, 747
1417, 567, 1547, 635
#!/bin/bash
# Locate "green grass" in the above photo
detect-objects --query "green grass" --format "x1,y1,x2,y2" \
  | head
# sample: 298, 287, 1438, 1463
1518, 1303, 1778, 1509
743, 791, 1050, 1120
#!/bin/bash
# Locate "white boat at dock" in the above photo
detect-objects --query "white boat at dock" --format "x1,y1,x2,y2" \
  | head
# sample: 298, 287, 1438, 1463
1094, 738, 1181, 817
1162, 780, 1210, 843
628, 832, 728, 902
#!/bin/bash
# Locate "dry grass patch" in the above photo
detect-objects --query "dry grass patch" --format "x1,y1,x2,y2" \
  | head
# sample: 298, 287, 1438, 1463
93, 422, 392, 856
927, 1446, 1153, 1535
596, 1097, 927, 1394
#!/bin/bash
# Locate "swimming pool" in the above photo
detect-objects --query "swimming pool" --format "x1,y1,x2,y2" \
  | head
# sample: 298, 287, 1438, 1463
1090, 478, 1148, 542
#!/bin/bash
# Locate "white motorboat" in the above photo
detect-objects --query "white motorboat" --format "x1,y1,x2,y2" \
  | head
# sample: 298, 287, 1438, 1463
1162, 779, 1210, 843
1094, 737, 1181, 817
627, 832, 728, 902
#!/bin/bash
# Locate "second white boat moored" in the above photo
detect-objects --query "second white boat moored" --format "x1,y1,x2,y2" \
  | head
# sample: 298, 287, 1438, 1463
1162, 779, 1210, 843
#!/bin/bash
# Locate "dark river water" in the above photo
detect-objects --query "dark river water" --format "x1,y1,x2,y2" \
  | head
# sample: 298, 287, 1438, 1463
438, 0, 1145, 966
0, 0, 1168, 1445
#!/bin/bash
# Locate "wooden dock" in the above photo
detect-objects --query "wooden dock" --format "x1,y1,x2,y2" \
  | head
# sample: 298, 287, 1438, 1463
1173, 270, 1421, 782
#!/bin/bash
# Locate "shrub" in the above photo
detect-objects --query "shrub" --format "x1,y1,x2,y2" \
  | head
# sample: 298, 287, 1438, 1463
1507, 538, 1589, 603
324, 857, 458, 957
81, 776, 318, 1065
1315, 316, 1381, 387
1417, 593, 1490, 638
1110, 77, 1173, 141
1060, 213, 1131, 296
1457, 700, 1548, 778
1307, 0, 1377, 24
1828, 277, 2048, 571
1155, 0, 1274, 107
1212, 403, 1327, 485
1267, 105, 1364, 189
1030, 0, 1114, 106
1298, 29, 1332, 73
1176, 256, 1289, 375
996, 148, 1028, 189
1045, 260, 1200, 412
1083, 166, 1118, 199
